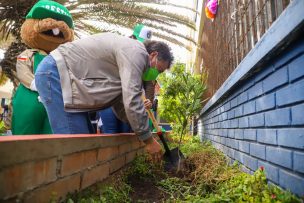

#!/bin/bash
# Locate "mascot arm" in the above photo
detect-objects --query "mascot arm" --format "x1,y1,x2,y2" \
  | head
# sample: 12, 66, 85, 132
16, 49, 35, 89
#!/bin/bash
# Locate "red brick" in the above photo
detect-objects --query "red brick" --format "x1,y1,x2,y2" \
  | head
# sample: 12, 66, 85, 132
81, 163, 110, 189
126, 151, 137, 164
118, 142, 131, 154
61, 150, 97, 176
131, 140, 143, 150
137, 147, 146, 155
24, 173, 81, 203
0, 158, 57, 199
109, 156, 125, 174
97, 147, 119, 162
0, 196, 20, 203
140, 140, 146, 147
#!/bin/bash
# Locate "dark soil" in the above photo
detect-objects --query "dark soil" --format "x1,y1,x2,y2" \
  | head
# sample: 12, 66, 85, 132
128, 175, 169, 203
127, 162, 188, 203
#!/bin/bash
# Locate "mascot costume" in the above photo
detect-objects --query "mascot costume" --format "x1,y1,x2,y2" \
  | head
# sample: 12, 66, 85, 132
12, 0, 74, 134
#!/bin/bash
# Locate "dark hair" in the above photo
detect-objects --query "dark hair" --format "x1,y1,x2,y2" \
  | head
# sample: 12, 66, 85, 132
143, 40, 174, 68
129, 35, 137, 39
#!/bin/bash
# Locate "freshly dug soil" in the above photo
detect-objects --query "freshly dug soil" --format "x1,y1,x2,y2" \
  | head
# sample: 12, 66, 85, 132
128, 175, 169, 202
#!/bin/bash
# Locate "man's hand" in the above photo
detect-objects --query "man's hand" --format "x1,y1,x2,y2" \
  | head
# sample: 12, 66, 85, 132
144, 99, 152, 109
144, 137, 163, 163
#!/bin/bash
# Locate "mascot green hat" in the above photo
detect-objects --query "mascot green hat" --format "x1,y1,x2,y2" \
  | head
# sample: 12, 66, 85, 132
133, 24, 152, 42
26, 0, 74, 29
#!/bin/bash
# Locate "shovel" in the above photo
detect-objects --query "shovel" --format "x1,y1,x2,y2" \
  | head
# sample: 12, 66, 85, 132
143, 97, 184, 170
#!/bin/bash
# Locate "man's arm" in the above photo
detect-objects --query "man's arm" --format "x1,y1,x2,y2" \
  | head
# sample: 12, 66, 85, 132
114, 46, 163, 162
114, 47, 151, 141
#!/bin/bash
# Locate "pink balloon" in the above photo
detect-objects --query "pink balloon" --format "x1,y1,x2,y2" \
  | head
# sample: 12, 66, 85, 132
206, 0, 218, 15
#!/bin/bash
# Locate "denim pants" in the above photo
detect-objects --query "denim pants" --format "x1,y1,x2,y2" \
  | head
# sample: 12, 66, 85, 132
98, 108, 132, 133
35, 55, 91, 134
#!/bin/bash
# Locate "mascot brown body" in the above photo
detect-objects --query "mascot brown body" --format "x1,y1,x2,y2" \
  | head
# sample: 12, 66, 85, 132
12, 0, 74, 134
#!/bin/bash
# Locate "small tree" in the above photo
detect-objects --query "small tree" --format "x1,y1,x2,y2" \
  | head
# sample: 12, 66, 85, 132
158, 63, 207, 143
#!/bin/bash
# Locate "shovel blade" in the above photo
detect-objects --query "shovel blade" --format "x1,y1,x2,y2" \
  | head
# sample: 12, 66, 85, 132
163, 147, 185, 171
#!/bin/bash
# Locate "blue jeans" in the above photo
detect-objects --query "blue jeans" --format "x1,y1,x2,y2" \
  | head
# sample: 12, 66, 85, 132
35, 55, 91, 134
98, 108, 132, 133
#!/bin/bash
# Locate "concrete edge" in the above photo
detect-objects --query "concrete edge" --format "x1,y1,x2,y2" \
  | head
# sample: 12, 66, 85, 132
0, 133, 135, 142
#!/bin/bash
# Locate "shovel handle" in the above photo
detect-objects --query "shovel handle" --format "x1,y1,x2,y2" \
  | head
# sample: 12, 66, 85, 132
146, 108, 162, 133
142, 95, 171, 155
141, 95, 161, 132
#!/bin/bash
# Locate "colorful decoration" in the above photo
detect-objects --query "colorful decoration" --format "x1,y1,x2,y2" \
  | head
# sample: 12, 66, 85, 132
205, 0, 218, 21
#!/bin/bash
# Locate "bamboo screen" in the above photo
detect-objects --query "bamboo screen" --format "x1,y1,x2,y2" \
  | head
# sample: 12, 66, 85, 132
200, 0, 291, 99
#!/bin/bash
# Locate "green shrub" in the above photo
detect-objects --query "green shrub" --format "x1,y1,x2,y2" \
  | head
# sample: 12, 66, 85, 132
0, 121, 7, 135
158, 63, 207, 143
203, 167, 300, 203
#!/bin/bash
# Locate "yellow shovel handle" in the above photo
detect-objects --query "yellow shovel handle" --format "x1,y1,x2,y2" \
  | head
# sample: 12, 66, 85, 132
141, 95, 162, 133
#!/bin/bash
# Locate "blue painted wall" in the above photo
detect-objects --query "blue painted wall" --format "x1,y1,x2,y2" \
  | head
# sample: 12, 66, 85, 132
199, 27, 304, 196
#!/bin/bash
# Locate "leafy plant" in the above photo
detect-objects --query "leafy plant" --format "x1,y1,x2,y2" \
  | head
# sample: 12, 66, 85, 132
169, 135, 203, 156
158, 63, 207, 144
0, 121, 7, 135
204, 167, 301, 203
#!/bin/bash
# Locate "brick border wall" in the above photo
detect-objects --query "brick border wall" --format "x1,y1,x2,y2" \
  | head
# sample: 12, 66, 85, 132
198, 11, 304, 196
0, 134, 145, 202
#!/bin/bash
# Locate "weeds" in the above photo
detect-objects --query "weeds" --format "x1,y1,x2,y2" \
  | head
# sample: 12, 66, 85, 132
157, 177, 193, 200
66, 154, 164, 203
125, 154, 164, 181
184, 141, 240, 190
66, 169, 132, 203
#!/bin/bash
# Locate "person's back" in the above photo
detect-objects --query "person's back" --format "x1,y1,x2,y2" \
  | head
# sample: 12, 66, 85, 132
55, 32, 146, 77
51, 32, 149, 111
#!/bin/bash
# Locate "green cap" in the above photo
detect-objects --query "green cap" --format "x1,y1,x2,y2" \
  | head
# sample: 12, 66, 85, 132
133, 24, 152, 42
26, 0, 74, 29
